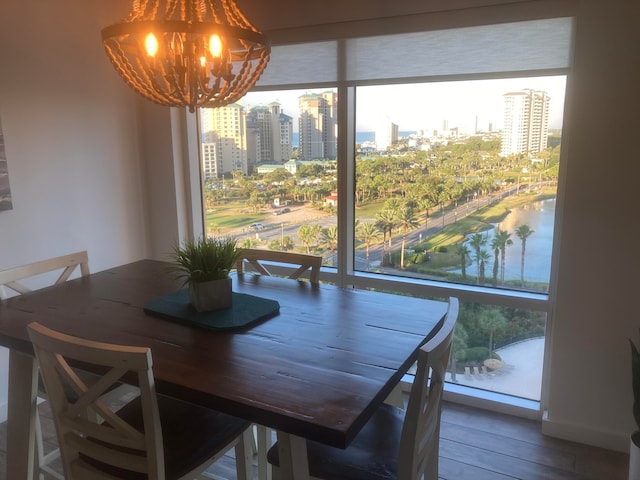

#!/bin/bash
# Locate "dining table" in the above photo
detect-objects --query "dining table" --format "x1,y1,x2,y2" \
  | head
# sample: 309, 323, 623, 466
0, 259, 448, 480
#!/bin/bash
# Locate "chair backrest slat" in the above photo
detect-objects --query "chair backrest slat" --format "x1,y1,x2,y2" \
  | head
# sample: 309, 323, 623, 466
27, 322, 165, 480
0, 251, 89, 299
398, 297, 459, 480
236, 248, 322, 285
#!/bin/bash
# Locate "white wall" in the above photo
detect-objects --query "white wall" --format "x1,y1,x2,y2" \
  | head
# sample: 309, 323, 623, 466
0, 0, 149, 272
0, 0, 152, 420
541, 0, 640, 451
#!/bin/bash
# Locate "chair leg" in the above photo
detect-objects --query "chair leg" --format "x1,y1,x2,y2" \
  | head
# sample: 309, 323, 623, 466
34, 406, 64, 480
424, 459, 438, 480
270, 465, 282, 480
194, 430, 253, 480
33, 410, 43, 480
234, 429, 255, 480
251, 424, 259, 455
256, 425, 272, 480
384, 383, 405, 409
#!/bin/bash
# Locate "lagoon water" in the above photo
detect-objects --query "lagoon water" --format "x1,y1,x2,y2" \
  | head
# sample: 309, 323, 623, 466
452, 198, 556, 285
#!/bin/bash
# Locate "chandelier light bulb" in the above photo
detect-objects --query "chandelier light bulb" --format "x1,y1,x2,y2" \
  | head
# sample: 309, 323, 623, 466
209, 34, 223, 58
145, 33, 159, 57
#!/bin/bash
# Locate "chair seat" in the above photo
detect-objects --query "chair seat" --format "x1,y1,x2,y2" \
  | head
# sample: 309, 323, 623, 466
83, 394, 251, 479
267, 404, 404, 480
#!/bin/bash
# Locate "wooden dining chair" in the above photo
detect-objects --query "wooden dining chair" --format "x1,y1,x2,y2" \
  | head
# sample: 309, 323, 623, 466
0, 250, 90, 300
267, 297, 459, 480
236, 248, 322, 285
236, 248, 322, 480
27, 321, 253, 480
0, 251, 94, 479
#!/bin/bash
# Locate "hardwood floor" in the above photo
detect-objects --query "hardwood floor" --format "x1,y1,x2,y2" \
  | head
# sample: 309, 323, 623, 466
438, 403, 628, 480
0, 401, 628, 479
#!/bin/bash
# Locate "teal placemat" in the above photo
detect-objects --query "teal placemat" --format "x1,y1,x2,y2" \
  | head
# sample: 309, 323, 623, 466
143, 289, 280, 332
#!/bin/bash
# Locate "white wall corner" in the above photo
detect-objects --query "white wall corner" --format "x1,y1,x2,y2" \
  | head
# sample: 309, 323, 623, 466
542, 410, 630, 453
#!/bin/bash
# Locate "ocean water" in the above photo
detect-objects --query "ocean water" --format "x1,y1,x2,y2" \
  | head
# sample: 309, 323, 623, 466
292, 131, 416, 147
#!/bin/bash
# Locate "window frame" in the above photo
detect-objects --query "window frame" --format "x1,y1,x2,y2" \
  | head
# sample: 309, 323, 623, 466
188, 9, 576, 417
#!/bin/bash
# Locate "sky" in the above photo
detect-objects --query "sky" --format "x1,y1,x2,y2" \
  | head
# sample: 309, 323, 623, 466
241, 75, 567, 134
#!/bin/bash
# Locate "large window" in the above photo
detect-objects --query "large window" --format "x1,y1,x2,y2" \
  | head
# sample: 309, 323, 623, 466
353, 78, 564, 295
196, 16, 574, 406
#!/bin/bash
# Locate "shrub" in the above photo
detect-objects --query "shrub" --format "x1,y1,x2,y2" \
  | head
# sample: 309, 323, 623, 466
462, 346, 490, 362
409, 252, 427, 264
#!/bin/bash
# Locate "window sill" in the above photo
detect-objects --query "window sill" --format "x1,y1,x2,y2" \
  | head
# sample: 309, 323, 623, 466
399, 374, 541, 421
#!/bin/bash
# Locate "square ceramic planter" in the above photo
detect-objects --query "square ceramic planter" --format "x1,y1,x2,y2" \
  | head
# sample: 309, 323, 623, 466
189, 277, 232, 312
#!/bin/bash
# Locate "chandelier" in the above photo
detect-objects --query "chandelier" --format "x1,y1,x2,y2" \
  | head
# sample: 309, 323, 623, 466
101, 0, 271, 113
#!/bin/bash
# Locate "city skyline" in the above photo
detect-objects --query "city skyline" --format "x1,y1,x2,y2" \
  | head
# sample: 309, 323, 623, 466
242, 75, 566, 135
201, 75, 565, 177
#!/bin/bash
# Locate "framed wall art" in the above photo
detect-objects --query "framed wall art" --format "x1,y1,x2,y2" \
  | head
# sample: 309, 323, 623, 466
0, 114, 12, 211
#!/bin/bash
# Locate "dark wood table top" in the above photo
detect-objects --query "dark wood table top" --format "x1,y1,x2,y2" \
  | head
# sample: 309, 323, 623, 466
0, 259, 447, 448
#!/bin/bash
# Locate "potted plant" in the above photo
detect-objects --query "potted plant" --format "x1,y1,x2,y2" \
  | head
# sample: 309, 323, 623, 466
169, 236, 241, 312
630, 331, 640, 479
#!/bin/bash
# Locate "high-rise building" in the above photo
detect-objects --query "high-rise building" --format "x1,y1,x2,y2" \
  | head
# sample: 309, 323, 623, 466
277, 107, 294, 163
375, 119, 398, 151
501, 89, 550, 156
246, 102, 293, 165
298, 91, 337, 161
200, 103, 248, 178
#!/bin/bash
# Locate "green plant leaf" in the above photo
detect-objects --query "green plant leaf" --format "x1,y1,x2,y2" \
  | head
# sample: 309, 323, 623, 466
167, 236, 241, 286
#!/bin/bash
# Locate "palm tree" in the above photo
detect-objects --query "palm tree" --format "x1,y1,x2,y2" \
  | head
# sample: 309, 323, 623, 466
297, 225, 314, 254
271, 236, 295, 252
491, 242, 499, 286
375, 209, 398, 266
492, 228, 513, 283
478, 307, 507, 357
397, 207, 419, 269
476, 249, 491, 285
310, 224, 323, 253
383, 197, 402, 213
357, 222, 381, 271
515, 224, 535, 287
454, 243, 470, 280
418, 197, 434, 233
468, 233, 487, 284
321, 226, 338, 266
450, 323, 468, 383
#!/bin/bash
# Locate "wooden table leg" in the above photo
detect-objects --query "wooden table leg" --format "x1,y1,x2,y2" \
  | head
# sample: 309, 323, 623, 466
6, 350, 38, 480
276, 432, 310, 480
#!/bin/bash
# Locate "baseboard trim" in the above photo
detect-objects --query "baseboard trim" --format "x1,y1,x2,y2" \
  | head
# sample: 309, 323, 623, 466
541, 410, 630, 453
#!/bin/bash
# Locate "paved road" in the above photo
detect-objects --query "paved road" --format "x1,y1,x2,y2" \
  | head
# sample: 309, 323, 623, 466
229, 183, 549, 271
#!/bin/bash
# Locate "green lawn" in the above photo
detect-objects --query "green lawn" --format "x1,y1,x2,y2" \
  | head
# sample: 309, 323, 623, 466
205, 199, 266, 232
355, 200, 385, 219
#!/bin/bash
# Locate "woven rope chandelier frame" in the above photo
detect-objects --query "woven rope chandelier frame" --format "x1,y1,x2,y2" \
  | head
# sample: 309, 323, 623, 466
102, 0, 270, 112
